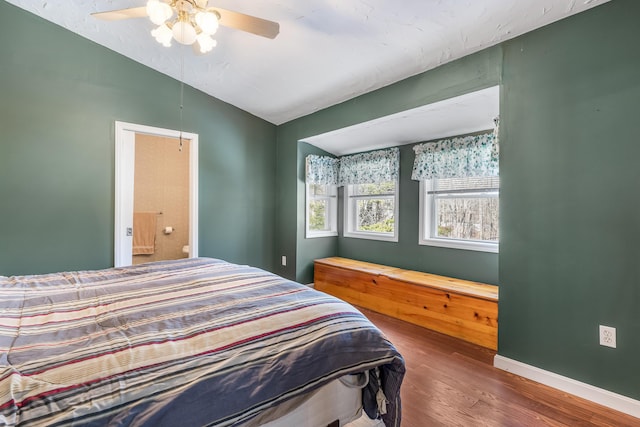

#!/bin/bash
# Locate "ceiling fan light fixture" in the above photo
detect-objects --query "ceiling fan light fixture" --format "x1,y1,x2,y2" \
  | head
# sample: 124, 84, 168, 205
94, 2, 279, 54
195, 11, 219, 35
151, 24, 173, 47
172, 20, 197, 45
146, 0, 173, 25
196, 33, 217, 53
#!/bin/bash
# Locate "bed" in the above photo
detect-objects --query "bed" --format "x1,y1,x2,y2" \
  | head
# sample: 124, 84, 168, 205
0, 258, 404, 426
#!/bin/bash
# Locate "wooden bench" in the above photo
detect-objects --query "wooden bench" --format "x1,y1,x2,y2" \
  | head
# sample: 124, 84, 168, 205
314, 257, 499, 350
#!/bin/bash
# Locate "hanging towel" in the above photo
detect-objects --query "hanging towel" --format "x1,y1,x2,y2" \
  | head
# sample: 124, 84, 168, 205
133, 212, 157, 255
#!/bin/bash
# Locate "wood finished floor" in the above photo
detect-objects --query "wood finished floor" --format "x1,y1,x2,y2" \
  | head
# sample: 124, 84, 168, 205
360, 309, 639, 427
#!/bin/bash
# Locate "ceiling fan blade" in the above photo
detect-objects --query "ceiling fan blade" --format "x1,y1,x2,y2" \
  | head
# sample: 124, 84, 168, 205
210, 7, 280, 39
92, 6, 148, 21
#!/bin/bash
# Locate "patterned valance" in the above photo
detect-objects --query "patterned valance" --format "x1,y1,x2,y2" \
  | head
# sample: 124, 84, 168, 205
305, 155, 339, 185
411, 131, 498, 181
339, 147, 399, 186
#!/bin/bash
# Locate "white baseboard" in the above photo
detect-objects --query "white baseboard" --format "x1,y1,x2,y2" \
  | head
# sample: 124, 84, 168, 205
494, 355, 640, 419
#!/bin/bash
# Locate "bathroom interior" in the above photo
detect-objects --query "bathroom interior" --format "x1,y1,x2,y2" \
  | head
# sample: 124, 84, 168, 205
132, 133, 190, 264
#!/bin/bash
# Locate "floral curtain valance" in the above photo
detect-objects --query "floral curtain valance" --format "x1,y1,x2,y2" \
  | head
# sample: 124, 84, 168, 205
339, 147, 399, 186
305, 155, 339, 185
411, 131, 498, 181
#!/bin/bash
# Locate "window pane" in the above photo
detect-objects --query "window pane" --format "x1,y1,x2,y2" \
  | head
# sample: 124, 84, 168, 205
308, 199, 329, 231
435, 197, 499, 241
353, 181, 395, 196
310, 184, 328, 197
356, 198, 395, 233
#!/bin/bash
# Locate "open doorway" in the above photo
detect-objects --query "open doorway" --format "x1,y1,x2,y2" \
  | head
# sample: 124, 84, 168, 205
114, 121, 199, 267
132, 134, 190, 264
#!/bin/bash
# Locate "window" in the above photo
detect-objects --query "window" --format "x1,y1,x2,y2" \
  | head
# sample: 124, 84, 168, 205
305, 154, 339, 238
420, 176, 499, 252
306, 183, 338, 238
339, 147, 400, 242
344, 180, 399, 242
412, 129, 499, 252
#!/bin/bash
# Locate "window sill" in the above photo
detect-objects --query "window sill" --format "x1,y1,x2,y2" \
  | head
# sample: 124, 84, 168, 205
306, 231, 338, 239
344, 231, 398, 243
420, 237, 499, 253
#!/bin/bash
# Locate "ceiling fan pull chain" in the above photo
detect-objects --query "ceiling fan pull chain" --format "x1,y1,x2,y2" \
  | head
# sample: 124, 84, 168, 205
179, 43, 185, 152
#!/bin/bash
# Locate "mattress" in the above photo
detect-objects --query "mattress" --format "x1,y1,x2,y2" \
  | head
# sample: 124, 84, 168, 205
256, 376, 362, 427
0, 258, 404, 426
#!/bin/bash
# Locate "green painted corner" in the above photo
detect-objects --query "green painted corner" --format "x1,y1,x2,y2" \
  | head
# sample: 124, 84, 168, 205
337, 143, 499, 284
0, 2, 277, 275
276, 46, 503, 287
295, 142, 339, 285
3, 0, 640, 407
498, 0, 640, 400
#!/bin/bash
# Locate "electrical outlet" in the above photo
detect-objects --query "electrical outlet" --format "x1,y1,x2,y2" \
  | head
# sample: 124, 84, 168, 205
281, 256, 287, 267
599, 325, 616, 348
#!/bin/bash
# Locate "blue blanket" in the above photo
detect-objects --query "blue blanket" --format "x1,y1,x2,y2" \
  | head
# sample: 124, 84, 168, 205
0, 258, 404, 426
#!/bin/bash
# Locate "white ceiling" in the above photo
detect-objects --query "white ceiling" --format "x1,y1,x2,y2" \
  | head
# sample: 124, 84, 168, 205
6, 0, 609, 125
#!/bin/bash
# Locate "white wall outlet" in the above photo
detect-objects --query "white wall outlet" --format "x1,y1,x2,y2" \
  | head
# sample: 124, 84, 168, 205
599, 325, 616, 348
281, 255, 287, 267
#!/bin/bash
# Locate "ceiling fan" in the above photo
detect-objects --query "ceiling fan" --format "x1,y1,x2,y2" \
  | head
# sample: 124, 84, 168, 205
93, 0, 279, 53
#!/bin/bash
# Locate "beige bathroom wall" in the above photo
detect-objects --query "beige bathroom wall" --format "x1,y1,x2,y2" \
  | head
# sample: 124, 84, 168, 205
133, 134, 190, 264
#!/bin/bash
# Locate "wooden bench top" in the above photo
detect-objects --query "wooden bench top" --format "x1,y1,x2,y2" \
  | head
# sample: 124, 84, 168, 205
314, 257, 499, 302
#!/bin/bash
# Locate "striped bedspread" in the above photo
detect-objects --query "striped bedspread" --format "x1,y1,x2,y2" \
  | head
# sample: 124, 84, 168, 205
0, 258, 404, 426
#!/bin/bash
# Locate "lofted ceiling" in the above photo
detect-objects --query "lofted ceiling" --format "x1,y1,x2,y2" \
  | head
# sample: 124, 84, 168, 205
6, 0, 609, 125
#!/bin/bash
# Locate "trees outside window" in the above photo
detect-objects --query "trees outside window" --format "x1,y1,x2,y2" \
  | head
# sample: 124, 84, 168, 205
306, 183, 337, 238
420, 176, 499, 252
345, 181, 398, 242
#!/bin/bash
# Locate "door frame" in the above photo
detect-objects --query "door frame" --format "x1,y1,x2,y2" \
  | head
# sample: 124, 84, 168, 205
114, 121, 199, 267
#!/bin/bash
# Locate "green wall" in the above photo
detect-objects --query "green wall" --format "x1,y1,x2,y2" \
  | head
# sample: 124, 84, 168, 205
295, 142, 338, 283
276, 0, 640, 403
2, 0, 638, 406
499, 0, 640, 400
0, 2, 277, 276
338, 142, 498, 285
276, 46, 502, 284
293, 138, 499, 286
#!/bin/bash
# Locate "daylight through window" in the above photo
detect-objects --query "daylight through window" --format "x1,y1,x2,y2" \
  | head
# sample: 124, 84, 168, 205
413, 130, 499, 252
345, 180, 398, 241
427, 176, 499, 243
306, 183, 338, 238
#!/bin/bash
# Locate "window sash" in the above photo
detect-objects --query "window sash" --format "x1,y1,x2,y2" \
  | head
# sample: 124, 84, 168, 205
432, 197, 499, 243
354, 198, 395, 234
419, 179, 498, 252
306, 183, 338, 238
349, 193, 396, 199
428, 188, 499, 196
344, 181, 399, 242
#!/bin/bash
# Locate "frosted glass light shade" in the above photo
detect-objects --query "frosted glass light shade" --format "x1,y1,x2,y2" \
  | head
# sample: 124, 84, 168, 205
196, 34, 217, 53
146, 1, 218, 52
146, 0, 160, 15
151, 24, 173, 47
147, 0, 173, 25
195, 11, 219, 35
172, 21, 197, 45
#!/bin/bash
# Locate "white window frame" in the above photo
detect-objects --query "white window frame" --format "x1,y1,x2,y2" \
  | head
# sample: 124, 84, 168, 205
305, 183, 338, 238
419, 179, 499, 253
344, 180, 399, 242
